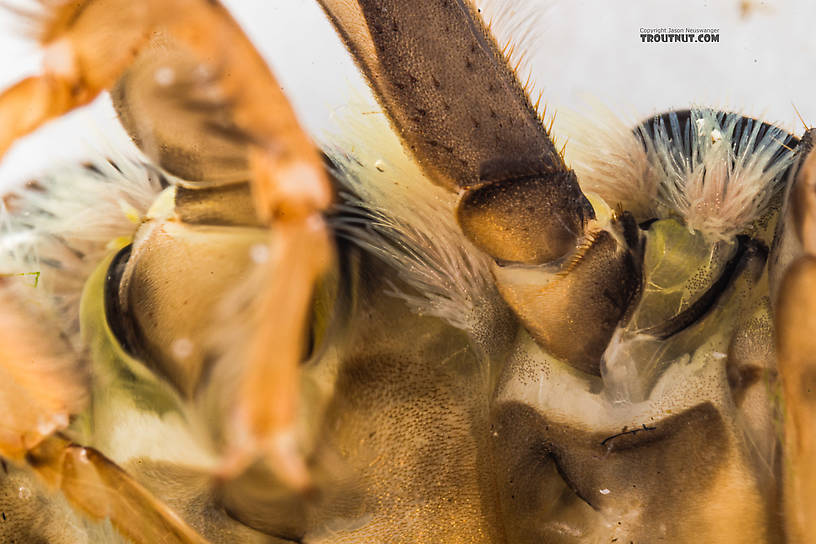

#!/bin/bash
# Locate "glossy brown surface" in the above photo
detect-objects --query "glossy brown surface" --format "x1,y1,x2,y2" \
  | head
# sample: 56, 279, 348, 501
492, 215, 641, 375
457, 171, 592, 264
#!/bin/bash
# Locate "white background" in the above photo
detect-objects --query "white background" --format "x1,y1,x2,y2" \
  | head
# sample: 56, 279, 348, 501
0, 0, 814, 189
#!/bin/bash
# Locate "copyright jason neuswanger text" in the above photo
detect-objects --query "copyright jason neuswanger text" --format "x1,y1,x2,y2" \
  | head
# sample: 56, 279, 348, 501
640, 27, 720, 43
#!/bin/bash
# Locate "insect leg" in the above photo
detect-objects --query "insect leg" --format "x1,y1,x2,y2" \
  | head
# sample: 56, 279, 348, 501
159, 4, 334, 488
0, 74, 78, 158
0, 0, 332, 488
26, 433, 209, 544
318, 0, 641, 375
775, 129, 816, 542
0, 285, 208, 542
317, 0, 592, 260
0, 0, 162, 158
0, 285, 87, 461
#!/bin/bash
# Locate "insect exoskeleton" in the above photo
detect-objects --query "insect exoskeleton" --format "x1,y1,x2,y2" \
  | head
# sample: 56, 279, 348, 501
0, 1, 813, 543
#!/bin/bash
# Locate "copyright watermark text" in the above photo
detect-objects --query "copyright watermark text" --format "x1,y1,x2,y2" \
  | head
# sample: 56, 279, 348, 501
640, 27, 720, 43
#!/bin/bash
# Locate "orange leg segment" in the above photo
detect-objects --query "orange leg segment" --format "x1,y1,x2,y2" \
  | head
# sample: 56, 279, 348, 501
0, 0, 333, 490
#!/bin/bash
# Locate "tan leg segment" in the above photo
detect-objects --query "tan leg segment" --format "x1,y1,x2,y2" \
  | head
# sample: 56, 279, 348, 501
0, 287, 207, 540
775, 257, 816, 543
0, 0, 332, 487
169, 4, 333, 488
0, 0, 157, 157
1, 0, 326, 175
27, 434, 209, 544
0, 286, 87, 460
219, 145, 332, 491
224, 211, 331, 490
0, 75, 78, 157
776, 146, 816, 542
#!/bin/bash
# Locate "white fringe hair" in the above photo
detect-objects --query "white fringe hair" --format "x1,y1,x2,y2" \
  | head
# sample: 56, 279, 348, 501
565, 106, 797, 240
476, 0, 549, 82
0, 150, 164, 346
324, 100, 500, 336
